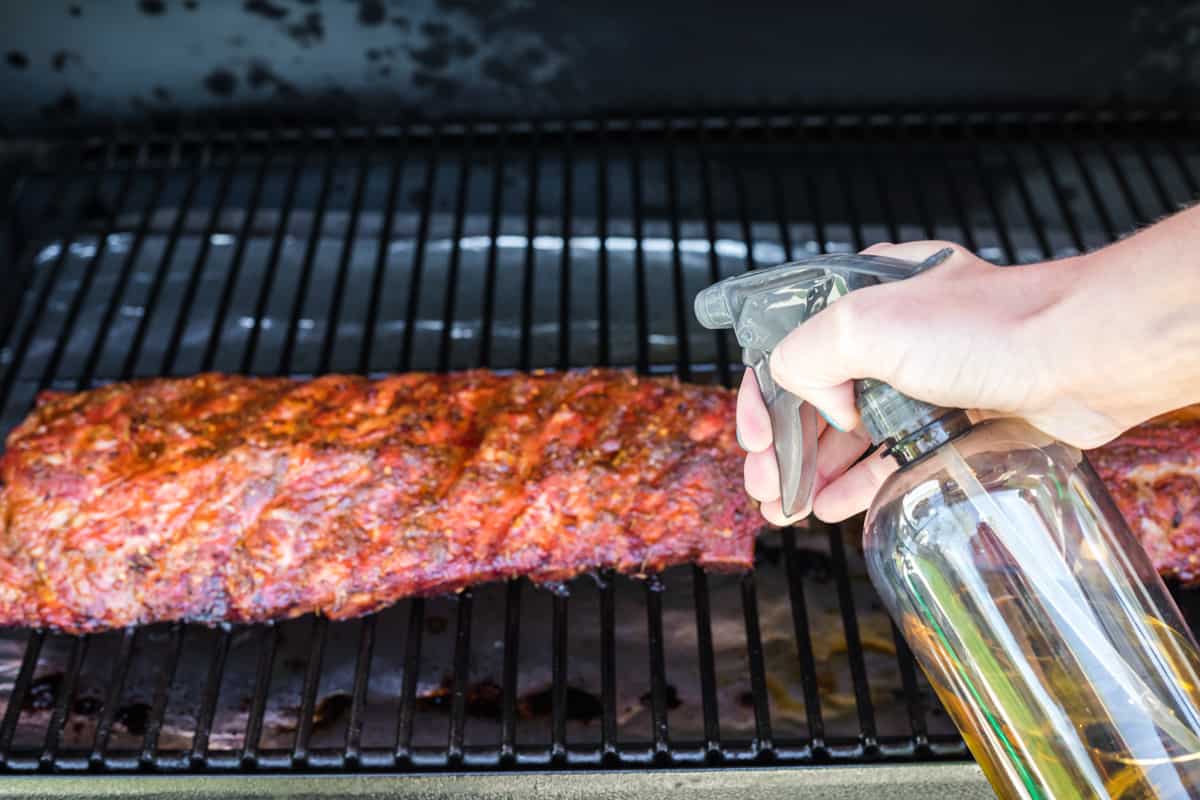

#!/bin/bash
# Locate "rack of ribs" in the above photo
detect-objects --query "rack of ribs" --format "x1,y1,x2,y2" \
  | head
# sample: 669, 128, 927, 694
0, 371, 757, 632
1087, 405, 1200, 586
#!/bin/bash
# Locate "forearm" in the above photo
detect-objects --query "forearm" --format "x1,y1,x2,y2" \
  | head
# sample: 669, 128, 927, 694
1041, 203, 1200, 431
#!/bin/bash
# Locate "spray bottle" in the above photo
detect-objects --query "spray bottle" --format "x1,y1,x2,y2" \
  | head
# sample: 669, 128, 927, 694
695, 252, 1200, 799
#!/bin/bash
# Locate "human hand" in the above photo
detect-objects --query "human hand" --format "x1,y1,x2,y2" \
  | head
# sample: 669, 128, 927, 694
736, 236, 1196, 525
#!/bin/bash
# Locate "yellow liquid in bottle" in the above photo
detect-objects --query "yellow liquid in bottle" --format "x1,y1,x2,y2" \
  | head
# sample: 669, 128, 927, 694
903, 611, 1200, 800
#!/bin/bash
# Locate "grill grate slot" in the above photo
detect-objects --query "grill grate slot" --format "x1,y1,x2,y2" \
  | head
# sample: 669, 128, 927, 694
1, 110, 1197, 775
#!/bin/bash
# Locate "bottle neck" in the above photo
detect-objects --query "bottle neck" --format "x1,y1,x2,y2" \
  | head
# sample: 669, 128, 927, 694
854, 379, 974, 466
886, 409, 974, 465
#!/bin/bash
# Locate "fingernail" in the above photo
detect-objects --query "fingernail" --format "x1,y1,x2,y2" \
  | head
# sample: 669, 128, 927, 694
818, 407, 846, 432
736, 426, 749, 452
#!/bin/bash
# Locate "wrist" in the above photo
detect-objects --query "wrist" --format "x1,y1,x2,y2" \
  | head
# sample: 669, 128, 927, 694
1039, 247, 1200, 430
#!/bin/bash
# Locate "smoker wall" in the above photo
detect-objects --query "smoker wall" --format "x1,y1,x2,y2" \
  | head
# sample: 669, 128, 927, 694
0, 0, 1194, 131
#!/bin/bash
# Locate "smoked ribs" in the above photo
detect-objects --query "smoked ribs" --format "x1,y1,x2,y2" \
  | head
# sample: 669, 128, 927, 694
0, 371, 756, 632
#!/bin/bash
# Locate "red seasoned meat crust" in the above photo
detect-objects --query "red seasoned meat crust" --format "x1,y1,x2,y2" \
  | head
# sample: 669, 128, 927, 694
0, 370, 758, 632
1087, 405, 1200, 586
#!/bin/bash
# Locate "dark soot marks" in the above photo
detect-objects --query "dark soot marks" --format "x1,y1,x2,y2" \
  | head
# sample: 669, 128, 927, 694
287, 11, 324, 46
204, 68, 237, 97
39, 91, 80, 120
412, 70, 458, 98
184, 0, 197, 8
519, 686, 604, 723
69, 5, 82, 16
72, 694, 102, 716
243, 0, 289, 20
420, 21, 450, 38
116, 703, 152, 735
153, 86, 171, 101
639, 684, 682, 711
51, 50, 77, 72
410, 43, 451, 71
482, 48, 547, 87
246, 61, 299, 97
391, 16, 410, 29
6, 51, 28, 69
23, 674, 63, 711
312, 692, 352, 731
465, 680, 503, 719
139, 0, 166, 14
357, 0, 385, 26
366, 48, 380, 61
453, 36, 476, 59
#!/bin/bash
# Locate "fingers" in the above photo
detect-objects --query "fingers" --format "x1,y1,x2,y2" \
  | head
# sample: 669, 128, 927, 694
767, 239, 976, 431
736, 367, 773, 452
743, 447, 780, 503
812, 448, 899, 523
813, 427, 872, 495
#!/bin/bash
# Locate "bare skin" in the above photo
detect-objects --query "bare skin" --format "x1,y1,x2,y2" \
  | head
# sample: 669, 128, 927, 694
738, 205, 1200, 525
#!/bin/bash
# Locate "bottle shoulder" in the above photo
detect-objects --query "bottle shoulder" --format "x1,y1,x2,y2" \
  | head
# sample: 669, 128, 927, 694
864, 417, 1090, 542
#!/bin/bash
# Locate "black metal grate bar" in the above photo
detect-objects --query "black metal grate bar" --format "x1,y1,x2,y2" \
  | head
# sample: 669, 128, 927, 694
447, 591, 474, 764
189, 629, 232, 766
36, 145, 145, 388
1063, 118, 1119, 242
781, 530, 825, 753
0, 141, 116, 403
549, 593, 569, 762
628, 120, 650, 373
690, 567, 722, 760
739, 575, 774, 757
319, 129, 373, 376
89, 627, 138, 766
695, 122, 731, 382
961, 119, 1016, 263
438, 126, 473, 372
519, 124, 540, 372
140, 623, 185, 766
120, 135, 213, 380
397, 127, 439, 372
598, 571, 618, 762
825, 524, 878, 751
500, 581, 522, 762
39, 636, 88, 768
292, 617, 329, 766
477, 126, 506, 369
394, 599, 425, 763
358, 128, 407, 373
345, 617, 376, 765
241, 130, 309, 374
278, 131, 338, 375
644, 580, 670, 762
1028, 117, 1086, 253
595, 118, 611, 369
240, 625, 279, 767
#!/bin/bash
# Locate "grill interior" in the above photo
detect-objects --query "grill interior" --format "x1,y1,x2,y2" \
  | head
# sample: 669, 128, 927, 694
1, 109, 1199, 775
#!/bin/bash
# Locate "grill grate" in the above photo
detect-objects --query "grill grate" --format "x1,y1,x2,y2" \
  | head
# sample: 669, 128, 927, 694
0, 109, 1198, 775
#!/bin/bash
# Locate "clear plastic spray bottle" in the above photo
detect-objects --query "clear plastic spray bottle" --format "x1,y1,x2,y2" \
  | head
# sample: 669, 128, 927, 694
696, 253, 1200, 799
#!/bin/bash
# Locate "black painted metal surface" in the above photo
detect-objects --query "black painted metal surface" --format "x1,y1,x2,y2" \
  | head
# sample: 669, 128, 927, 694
1, 1, 1199, 130
0, 109, 1196, 780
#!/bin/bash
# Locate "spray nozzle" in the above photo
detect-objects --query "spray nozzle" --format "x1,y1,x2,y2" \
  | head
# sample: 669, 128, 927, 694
694, 248, 955, 517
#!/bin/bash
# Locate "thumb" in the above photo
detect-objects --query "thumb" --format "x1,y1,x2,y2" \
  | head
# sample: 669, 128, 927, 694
767, 255, 951, 430
768, 286, 899, 432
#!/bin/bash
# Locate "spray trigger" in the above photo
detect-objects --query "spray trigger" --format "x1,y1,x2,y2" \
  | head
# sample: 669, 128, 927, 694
694, 248, 950, 518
